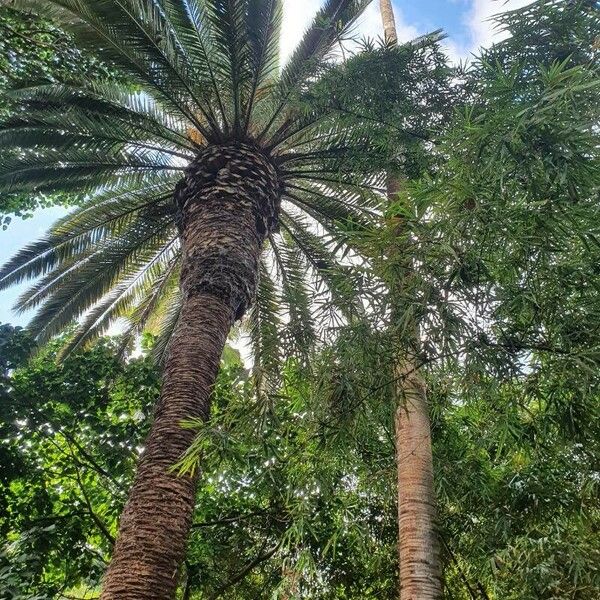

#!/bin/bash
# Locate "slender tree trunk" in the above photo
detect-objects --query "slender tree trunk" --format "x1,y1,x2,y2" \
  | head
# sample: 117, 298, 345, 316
380, 0, 398, 45
379, 2, 442, 598
100, 143, 280, 600
394, 361, 442, 599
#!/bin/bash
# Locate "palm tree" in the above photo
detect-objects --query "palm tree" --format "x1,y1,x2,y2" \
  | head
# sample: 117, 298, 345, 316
0, 1, 378, 597
379, 1, 442, 598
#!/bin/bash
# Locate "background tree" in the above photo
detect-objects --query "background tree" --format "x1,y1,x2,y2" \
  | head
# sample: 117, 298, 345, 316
1, 1, 599, 598
378, 2, 443, 596
390, 0, 600, 595
0, 325, 159, 598
2, 325, 597, 599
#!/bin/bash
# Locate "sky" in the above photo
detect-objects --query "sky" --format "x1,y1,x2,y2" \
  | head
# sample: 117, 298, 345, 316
0, 0, 532, 326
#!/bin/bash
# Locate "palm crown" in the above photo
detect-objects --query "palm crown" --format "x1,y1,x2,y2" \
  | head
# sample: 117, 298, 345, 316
0, 0, 380, 370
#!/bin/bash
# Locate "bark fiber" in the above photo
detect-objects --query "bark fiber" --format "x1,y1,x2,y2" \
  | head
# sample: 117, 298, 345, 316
100, 143, 280, 599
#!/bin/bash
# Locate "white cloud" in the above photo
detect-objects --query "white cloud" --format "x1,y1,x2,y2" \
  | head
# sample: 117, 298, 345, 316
280, 1, 421, 64
465, 0, 534, 51
431, 0, 536, 63
279, 1, 536, 68
280, 0, 322, 62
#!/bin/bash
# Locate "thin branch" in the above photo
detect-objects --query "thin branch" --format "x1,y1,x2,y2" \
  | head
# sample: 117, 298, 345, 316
208, 539, 281, 600
191, 509, 268, 529
59, 429, 128, 493
442, 535, 491, 600
1, 22, 66, 50
68, 445, 116, 546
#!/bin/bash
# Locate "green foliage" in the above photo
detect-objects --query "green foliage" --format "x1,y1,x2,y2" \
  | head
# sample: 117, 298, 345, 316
0, 324, 160, 598
1, 1, 599, 598
0, 7, 112, 89
434, 366, 600, 599
0, 0, 392, 383
379, 1, 600, 596
180, 359, 398, 599
2, 325, 597, 598
0, 6, 116, 225
305, 32, 459, 179
284, 319, 599, 599
381, 0, 600, 377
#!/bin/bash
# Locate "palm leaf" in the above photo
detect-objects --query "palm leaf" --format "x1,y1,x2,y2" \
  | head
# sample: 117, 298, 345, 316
246, 256, 282, 393
1, 0, 405, 372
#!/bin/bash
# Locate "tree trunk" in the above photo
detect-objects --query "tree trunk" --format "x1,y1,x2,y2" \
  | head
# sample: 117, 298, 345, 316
379, 2, 442, 598
100, 143, 280, 600
395, 362, 442, 599
380, 0, 398, 45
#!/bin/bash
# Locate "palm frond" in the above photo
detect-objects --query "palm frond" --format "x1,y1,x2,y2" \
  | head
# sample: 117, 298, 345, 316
0, 0, 399, 367
0, 182, 175, 290
23, 214, 175, 342
116, 253, 181, 356
246, 256, 282, 393
59, 237, 179, 357
268, 232, 316, 361
258, 0, 370, 140
0, 145, 182, 198
280, 209, 367, 324
242, 0, 282, 133
158, 0, 230, 129
205, 0, 252, 133
148, 281, 183, 365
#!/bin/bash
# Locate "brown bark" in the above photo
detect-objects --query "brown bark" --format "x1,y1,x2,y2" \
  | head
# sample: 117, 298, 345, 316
380, 0, 398, 45
100, 143, 280, 599
379, 2, 442, 598
395, 363, 442, 599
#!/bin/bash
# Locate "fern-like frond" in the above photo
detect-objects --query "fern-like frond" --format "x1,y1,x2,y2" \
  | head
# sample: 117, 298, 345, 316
0, 182, 175, 291
116, 253, 181, 356
1, 0, 400, 369
268, 232, 316, 362
0, 146, 182, 198
158, 0, 229, 129
6, 82, 196, 149
246, 257, 282, 393
59, 238, 180, 356
23, 214, 176, 342
280, 209, 366, 324
242, 0, 282, 133
149, 282, 183, 365
258, 0, 370, 140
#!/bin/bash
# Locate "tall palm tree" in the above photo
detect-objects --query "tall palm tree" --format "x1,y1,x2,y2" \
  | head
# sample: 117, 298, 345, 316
0, 1, 378, 597
379, 1, 442, 598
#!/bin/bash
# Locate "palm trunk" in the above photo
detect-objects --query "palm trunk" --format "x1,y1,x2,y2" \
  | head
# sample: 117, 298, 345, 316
394, 362, 442, 599
100, 143, 280, 600
380, 0, 398, 45
379, 2, 442, 598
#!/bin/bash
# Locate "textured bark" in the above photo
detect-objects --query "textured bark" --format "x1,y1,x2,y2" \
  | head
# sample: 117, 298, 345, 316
100, 143, 280, 600
380, 0, 398, 45
395, 364, 442, 599
379, 2, 442, 598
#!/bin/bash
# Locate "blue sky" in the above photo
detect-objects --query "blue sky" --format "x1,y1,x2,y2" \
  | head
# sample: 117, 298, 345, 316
0, 0, 529, 326
0, 207, 67, 325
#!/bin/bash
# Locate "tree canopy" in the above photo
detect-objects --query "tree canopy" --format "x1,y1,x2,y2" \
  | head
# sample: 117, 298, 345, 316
0, 0, 599, 599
